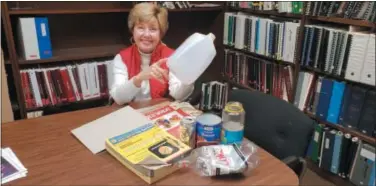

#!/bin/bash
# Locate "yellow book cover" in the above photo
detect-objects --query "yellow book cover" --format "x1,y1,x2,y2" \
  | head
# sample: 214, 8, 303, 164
106, 123, 191, 165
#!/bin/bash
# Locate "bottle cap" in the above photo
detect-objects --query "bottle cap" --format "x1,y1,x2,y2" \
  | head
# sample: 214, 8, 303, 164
207, 33, 216, 41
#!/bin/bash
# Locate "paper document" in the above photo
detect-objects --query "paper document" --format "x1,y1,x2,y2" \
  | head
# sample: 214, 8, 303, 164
71, 106, 151, 154
1, 148, 28, 184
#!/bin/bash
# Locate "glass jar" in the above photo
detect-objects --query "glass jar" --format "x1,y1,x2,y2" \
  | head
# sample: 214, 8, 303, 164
221, 101, 245, 145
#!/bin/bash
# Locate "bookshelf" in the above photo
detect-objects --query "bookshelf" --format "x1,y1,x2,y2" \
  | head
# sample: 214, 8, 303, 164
222, 2, 305, 104
18, 44, 126, 65
221, 1, 375, 139
305, 112, 375, 145
307, 16, 376, 28
1, 1, 225, 119
228, 7, 303, 19
220, 2, 375, 186
306, 159, 355, 186
222, 76, 257, 92
224, 46, 295, 66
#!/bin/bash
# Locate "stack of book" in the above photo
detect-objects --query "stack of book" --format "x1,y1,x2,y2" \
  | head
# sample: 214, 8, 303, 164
1, 147, 28, 184
224, 50, 294, 102
227, 1, 304, 14
20, 60, 113, 110
305, 2, 376, 22
224, 12, 300, 63
300, 25, 375, 86
306, 125, 375, 185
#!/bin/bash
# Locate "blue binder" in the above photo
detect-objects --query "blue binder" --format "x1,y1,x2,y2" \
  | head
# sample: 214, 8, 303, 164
327, 81, 346, 124
255, 18, 260, 53
34, 17, 52, 59
316, 78, 333, 121
330, 132, 343, 174
338, 84, 352, 126
369, 160, 375, 186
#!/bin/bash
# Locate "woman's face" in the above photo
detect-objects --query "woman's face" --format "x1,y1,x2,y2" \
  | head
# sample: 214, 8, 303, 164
133, 17, 161, 54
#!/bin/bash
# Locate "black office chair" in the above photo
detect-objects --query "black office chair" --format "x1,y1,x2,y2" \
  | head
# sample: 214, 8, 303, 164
227, 89, 316, 183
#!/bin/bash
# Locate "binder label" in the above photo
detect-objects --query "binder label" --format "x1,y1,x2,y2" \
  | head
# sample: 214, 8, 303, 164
41, 23, 47, 36
325, 138, 330, 149
314, 132, 319, 142
360, 148, 375, 161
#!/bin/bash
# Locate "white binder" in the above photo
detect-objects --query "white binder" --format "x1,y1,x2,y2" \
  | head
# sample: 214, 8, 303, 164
345, 32, 370, 82
360, 34, 375, 86
18, 18, 40, 60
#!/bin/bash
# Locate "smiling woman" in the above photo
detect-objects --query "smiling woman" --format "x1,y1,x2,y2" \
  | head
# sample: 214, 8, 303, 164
110, 3, 194, 105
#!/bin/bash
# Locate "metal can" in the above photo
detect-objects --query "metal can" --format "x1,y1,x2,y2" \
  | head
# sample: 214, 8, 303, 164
196, 113, 222, 147
179, 116, 197, 149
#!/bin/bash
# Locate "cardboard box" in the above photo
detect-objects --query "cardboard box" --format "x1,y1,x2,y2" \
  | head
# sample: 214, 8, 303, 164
1, 49, 14, 123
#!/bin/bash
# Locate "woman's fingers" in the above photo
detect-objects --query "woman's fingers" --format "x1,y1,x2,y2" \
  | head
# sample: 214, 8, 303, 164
150, 68, 166, 84
152, 66, 168, 80
155, 58, 168, 66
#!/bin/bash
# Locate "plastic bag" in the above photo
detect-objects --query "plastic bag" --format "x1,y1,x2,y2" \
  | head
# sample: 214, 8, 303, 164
176, 139, 260, 176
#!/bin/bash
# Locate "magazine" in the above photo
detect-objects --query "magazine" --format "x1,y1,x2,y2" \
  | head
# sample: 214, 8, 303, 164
142, 102, 202, 139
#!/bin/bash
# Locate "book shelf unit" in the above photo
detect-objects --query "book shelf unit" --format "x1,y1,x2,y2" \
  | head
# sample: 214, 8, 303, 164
221, 2, 375, 186
1, 1, 225, 119
222, 4, 305, 105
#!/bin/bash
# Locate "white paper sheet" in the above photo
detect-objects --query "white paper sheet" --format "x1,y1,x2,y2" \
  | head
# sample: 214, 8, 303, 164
71, 106, 152, 154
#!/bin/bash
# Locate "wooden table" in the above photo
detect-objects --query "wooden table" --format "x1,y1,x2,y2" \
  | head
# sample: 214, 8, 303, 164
2, 99, 299, 185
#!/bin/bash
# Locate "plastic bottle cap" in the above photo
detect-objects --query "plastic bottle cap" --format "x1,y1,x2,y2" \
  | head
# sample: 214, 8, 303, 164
207, 33, 216, 41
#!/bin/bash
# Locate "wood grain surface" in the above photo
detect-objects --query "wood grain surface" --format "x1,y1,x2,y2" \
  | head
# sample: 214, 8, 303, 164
1, 99, 298, 185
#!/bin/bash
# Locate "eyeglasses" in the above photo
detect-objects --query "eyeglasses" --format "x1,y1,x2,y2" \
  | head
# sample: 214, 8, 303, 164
134, 26, 159, 35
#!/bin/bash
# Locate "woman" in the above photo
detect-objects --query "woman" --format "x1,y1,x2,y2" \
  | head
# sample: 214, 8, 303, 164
110, 3, 194, 105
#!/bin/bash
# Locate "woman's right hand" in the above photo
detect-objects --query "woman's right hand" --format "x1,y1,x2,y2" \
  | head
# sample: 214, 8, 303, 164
133, 59, 168, 87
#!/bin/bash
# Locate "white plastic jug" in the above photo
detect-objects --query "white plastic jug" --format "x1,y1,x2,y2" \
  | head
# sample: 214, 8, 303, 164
167, 32, 216, 85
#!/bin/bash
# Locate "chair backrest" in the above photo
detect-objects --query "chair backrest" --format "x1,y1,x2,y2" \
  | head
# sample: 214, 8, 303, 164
228, 89, 315, 160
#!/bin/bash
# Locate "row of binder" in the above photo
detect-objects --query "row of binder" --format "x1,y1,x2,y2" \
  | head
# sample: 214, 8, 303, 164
300, 25, 375, 86
227, 1, 304, 14
307, 125, 375, 186
20, 60, 114, 109
296, 72, 376, 137
223, 50, 294, 102
305, 1, 376, 22
223, 12, 300, 63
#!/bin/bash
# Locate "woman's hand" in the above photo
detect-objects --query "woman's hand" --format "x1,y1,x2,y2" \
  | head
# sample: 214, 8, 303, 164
133, 58, 169, 87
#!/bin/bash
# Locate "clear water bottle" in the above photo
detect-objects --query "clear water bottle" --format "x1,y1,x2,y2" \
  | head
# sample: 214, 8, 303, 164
221, 102, 245, 145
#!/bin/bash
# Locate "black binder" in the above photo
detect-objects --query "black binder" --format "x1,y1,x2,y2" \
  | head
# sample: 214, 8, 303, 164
345, 137, 360, 178
319, 129, 336, 172
358, 90, 376, 136
343, 86, 367, 129
337, 133, 352, 178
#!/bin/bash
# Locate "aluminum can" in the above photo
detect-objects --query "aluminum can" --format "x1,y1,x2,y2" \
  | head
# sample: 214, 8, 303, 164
179, 116, 197, 149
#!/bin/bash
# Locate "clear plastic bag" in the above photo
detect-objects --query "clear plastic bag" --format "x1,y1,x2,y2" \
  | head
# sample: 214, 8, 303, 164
176, 139, 260, 177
